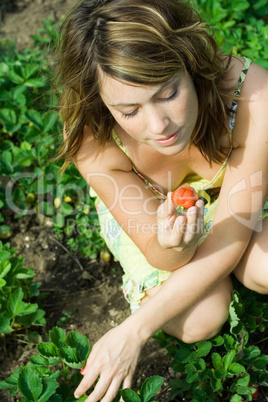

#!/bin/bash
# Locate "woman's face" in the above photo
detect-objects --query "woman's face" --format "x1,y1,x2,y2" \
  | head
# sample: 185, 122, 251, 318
100, 70, 198, 156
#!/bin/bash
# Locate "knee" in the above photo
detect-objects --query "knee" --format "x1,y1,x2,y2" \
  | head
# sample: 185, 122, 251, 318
178, 302, 230, 344
179, 322, 225, 344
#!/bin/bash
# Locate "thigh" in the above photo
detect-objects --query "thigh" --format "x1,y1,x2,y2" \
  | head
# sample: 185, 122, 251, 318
233, 217, 268, 294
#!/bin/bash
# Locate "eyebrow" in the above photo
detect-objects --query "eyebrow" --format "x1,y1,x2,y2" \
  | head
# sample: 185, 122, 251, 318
109, 76, 176, 107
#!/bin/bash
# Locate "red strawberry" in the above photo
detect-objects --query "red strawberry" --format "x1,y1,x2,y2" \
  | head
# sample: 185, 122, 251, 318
171, 185, 199, 210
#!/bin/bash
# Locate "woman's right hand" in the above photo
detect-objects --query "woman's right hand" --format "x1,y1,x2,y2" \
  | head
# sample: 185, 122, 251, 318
157, 192, 204, 252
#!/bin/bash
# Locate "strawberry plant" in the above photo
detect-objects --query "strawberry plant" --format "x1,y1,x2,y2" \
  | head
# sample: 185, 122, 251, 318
194, 0, 268, 68
0, 326, 163, 401
0, 241, 46, 336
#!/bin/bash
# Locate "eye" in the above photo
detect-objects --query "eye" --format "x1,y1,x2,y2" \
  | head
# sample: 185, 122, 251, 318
121, 109, 138, 119
159, 88, 178, 102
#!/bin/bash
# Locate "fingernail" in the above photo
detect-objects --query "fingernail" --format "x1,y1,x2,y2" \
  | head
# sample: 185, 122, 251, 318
74, 394, 80, 399
80, 368, 86, 375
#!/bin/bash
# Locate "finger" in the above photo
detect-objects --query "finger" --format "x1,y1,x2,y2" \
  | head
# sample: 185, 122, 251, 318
83, 374, 112, 402
196, 199, 204, 235
183, 206, 198, 244
171, 214, 186, 246
158, 192, 176, 219
101, 377, 124, 402
74, 368, 99, 400
122, 374, 133, 390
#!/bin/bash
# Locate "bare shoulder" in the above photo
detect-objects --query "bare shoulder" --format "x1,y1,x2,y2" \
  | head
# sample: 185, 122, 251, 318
73, 125, 132, 179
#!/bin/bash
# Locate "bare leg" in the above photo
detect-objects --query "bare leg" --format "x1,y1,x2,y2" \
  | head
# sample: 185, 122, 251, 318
141, 276, 233, 343
233, 218, 268, 294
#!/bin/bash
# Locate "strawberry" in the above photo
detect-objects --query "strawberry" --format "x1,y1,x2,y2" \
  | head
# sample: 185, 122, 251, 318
171, 185, 199, 211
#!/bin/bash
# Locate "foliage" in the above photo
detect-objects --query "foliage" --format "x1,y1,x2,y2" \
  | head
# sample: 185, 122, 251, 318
0, 20, 106, 258
0, 241, 46, 336
0, 326, 163, 402
154, 281, 268, 401
194, 0, 268, 68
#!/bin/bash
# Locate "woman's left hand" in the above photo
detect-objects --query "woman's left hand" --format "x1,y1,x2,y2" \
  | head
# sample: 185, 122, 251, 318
74, 320, 144, 402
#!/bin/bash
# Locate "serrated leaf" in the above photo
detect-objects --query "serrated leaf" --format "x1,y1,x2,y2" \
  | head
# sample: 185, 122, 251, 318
59, 345, 82, 369
21, 64, 39, 80
140, 376, 163, 402
212, 353, 222, 369
50, 327, 66, 349
65, 331, 90, 362
194, 341, 212, 358
38, 342, 59, 359
26, 109, 43, 130
0, 109, 17, 124
18, 366, 43, 400
43, 111, 58, 133
30, 354, 50, 366
0, 368, 19, 390
243, 345, 260, 360
9, 70, 24, 84
253, 355, 268, 369
25, 77, 47, 87
0, 260, 11, 278
0, 312, 12, 333
38, 378, 58, 402
228, 363, 245, 375
230, 395, 242, 402
186, 372, 199, 383
121, 388, 141, 402
223, 350, 236, 371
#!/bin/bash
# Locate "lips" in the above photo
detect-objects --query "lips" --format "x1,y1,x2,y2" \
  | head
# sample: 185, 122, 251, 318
155, 130, 180, 146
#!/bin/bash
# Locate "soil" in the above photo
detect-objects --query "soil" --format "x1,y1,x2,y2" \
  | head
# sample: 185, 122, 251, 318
0, 1, 267, 402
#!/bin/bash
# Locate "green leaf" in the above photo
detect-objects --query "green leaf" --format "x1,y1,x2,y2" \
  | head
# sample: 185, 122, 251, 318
0, 109, 17, 124
230, 395, 242, 402
0, 278, 6, 287
39, 378, 58, 402
0, 62, 9, 76
243, 345, 260, 360
253, 355, 268, 369
223, 350, 236, 371
0, 250, 11, 262
224, 334, 236, 351
38, 342, 59, 359
0, 368, 19, 390
0, 89, 11, 101
25, 77, 47, 87
7, 287, 24, 316
9, 70, 24, 84
0, 312, 12, 333
121, 388, 141, 402
43, 111, 58, 133
228, 363, 245, 375
186, 371, 199, 383
18, 366, 43, 400
50, 327, 66, 349
65, 331, 90, 362
140, 376, 163, 402
26, 109, 43, 130
21, 64, 39, 80
194, 341, 212, 358
59, 345, 82, 369
212, 353, 222, 369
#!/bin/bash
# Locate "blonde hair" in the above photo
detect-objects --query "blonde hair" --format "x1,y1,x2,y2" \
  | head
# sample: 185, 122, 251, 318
54, 0, 232, 168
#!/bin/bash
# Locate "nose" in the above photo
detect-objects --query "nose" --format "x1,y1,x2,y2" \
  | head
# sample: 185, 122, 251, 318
146, 106, 170, 135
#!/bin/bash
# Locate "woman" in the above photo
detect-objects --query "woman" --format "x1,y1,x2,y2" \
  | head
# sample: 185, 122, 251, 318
54, 0, 268, 400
